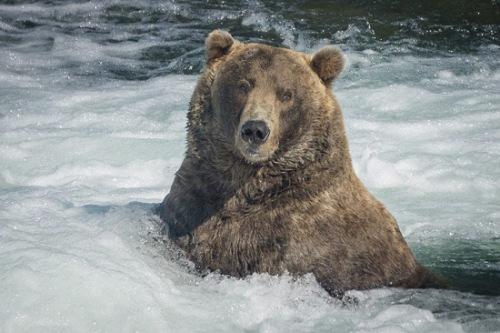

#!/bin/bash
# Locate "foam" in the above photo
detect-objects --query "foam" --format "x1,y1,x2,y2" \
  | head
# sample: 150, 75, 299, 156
0, 193, 469, 332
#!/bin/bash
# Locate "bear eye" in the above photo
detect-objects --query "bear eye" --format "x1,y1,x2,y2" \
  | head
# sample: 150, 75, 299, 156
238, 80, 251, 94
279, 90, 293, 102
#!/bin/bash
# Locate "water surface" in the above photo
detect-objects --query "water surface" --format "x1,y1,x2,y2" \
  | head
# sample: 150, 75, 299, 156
1, 1, 499, 332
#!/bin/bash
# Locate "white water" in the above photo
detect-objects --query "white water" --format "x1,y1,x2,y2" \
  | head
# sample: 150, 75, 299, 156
1, 1, 499, 332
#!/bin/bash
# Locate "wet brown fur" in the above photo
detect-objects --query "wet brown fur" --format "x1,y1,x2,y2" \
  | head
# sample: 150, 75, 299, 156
159, 30, 442, 297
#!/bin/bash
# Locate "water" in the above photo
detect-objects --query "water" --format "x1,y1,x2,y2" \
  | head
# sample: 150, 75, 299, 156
0, 1, 499, 332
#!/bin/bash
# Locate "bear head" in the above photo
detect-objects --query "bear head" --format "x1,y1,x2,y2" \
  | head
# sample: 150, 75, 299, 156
191, 30, 346, 169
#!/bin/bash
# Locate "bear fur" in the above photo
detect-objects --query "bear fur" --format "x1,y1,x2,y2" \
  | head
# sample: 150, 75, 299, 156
159, 30, 441, 297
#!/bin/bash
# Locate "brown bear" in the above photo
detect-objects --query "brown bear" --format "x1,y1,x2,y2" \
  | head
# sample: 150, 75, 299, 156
159, 30, 442, 297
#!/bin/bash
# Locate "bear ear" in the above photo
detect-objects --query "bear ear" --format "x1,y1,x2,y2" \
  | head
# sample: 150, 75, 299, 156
310, 47, 345, 85
205, 30, 235, 63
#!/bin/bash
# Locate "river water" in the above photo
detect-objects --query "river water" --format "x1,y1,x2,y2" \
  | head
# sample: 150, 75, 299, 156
1, 1, 499, 332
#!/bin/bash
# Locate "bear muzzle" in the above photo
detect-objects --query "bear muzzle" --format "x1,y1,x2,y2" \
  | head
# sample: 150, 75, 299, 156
236, 119, 276, 163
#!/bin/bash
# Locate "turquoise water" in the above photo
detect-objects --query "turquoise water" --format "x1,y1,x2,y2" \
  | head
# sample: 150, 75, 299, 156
0, 1, 499, 332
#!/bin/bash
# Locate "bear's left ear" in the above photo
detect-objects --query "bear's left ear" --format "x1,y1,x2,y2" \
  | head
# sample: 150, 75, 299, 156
310, 47, 345, 85
205, 30, 235, 63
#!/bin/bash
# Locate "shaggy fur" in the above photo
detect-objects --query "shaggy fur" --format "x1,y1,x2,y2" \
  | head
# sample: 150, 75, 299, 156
159, 30, 442, 297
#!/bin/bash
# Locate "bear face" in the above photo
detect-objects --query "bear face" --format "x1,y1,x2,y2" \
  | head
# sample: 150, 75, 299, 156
205, 30, 345, 165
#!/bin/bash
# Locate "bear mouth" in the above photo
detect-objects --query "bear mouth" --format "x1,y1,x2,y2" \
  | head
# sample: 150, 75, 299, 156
238, 144, 275, 164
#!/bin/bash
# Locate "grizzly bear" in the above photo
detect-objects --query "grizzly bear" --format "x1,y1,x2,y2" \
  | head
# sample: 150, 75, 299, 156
159, 30, 442, 297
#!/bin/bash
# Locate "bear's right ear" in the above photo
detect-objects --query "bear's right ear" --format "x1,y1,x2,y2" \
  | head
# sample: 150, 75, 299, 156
205, 30, 235, 63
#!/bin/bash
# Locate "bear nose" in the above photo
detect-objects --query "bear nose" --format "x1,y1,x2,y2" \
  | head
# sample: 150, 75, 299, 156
240, 120, 270, 145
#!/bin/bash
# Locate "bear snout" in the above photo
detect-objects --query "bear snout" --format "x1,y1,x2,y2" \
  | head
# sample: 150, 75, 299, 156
240, 120, 270, 145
